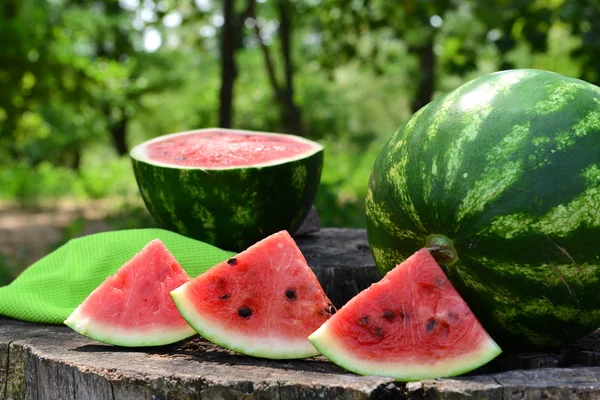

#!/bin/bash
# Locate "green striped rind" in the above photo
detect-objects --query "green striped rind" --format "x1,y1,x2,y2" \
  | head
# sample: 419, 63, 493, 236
366, 69, 600, 350
131, 130, 323, 251
171, 283, 321, 359
64, 304, 196, 347
308, 322, 501, 381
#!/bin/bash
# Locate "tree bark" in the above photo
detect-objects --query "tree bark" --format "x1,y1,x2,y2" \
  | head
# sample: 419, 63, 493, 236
278, 1, 305, 136
253, 1, 305, 136
218, 0, 256, 128
410, 38, 435, 113
101, 104, 129, 157
109, 111, 129, 156
219, 0, 237, 128
254, 23, 282, 100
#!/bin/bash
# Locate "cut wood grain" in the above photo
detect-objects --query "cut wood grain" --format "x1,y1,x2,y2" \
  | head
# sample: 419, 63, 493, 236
296, 228, 381, 308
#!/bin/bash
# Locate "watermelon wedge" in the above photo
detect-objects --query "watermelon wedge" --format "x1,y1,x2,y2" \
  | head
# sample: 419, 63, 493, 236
170, 230, 335, 359
308, 248, 501, 381
64, 239, 196, 347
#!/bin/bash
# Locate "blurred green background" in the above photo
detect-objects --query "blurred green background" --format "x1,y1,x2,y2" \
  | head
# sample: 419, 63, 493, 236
1, 0, 599, 283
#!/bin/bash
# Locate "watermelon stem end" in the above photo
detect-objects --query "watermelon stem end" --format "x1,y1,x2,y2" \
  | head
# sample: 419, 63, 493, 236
426, 234, 458, 266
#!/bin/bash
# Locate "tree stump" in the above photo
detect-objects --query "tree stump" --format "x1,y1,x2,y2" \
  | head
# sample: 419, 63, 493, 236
296, 227, 381, 308
3, 228, 600, 399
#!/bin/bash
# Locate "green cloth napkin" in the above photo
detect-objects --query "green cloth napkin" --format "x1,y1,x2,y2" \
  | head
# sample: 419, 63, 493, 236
0, 229, 234, 324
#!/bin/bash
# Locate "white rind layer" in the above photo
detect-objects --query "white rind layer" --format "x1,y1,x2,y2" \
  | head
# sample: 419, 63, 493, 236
64, 305, 196, 347
130, 128, 324, 170
171, 282, 321, 359
308, 321, 502, 381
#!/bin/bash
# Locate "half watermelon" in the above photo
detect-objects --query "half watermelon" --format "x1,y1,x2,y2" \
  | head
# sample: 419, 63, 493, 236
130, 128, 323, 251
64, 239, 196, 347
170, 230, 335, 359
309, 248, 501, 381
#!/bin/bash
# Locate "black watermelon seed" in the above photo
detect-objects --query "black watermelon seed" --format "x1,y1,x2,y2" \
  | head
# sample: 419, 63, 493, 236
327, 303, 336, 314
358, 316, 369, 326
285, 289, 297, 300
238, 307, 252, 318
218, 294, 230, 300
426, 319, 436, 332
381, 310, 395, 321
227, 258, 237, 265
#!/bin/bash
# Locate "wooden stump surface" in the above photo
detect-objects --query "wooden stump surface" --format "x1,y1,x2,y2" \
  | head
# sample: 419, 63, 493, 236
3, 228, 600, 399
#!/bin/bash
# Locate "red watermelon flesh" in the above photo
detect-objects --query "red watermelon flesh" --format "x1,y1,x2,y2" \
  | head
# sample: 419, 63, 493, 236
170, 230, 335, 359
309, 248, 501, 381
136, 128, 316, 169
64, 239, 195, 346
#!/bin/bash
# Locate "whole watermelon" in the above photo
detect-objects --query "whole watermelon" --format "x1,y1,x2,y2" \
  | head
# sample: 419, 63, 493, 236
366, 69, 600, 350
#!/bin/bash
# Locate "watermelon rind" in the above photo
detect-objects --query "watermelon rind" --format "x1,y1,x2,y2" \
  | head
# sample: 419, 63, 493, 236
64, 306, 196, 347
308, 323, 501, 381
130, 128, 324, 251
366, 69, 600, 350
171, 283, 321, 359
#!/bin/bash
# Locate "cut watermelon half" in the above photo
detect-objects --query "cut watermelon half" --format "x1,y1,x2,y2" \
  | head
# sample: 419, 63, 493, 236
308, 248, 502, 381
170, 230, 335, 359
130, 128, 324, 251
64, 239, 196, 347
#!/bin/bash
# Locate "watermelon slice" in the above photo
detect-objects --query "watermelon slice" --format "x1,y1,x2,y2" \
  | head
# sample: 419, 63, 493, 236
64, 239, 196, 347
170, 230, 335, 359
308, 248, 502, 381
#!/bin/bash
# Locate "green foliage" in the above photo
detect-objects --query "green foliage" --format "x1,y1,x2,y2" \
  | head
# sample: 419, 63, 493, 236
1, 0, 598, 230
0, 154, 140, 202
102, 202, 158, 231
0, 163, 86, 202
0, 253, 16, 287
0, 248, 26, 287
79, 151, 139, 199
316, 139, 385, 228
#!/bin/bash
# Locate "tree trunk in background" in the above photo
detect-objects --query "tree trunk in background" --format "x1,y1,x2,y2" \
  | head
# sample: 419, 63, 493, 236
219, 0, 237, 128
109, 112, 128, 156
410, 39, 435, 113
218, 0, 256, 128
1, 1, 25, 158
278, 1, 304, 136
253, 1, 305, 136
101, 103, 129, 157
72, 146, 81, 170
101, 1, 132, 157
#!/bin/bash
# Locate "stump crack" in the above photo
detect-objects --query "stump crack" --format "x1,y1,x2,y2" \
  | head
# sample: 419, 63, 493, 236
109, 381, 116, 400
71, 367, 77, 400
492, 377, 505, 399
2, 340, 12, 400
